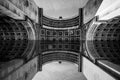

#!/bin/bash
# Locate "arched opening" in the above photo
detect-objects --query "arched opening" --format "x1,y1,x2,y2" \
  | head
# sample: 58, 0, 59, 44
32, 61, 86, 80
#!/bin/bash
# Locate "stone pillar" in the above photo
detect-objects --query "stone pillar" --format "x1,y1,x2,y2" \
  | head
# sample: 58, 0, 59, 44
37, 8, 43, 71
78, 8, 84, 72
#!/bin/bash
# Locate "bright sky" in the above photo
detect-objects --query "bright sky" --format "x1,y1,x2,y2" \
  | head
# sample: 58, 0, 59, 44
32, 61, 86, 80
34, 0, 88, 18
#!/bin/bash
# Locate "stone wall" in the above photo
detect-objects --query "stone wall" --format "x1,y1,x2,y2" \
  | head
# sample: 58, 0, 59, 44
1, 56, 38, 80
82, 57, 116, 80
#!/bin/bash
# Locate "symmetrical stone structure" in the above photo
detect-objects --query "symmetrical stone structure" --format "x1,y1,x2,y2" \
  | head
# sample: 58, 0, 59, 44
0, 0, 120, 80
